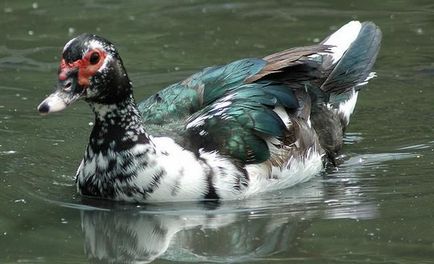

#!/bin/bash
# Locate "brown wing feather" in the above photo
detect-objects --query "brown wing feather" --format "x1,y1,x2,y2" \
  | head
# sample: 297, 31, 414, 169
245, 45, 331, 83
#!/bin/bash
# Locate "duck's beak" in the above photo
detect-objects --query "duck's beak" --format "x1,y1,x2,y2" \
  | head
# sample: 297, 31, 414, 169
37, 71, 85, 114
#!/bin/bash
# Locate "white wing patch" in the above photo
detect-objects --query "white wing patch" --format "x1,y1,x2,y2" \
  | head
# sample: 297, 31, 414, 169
186, 94, 234, 129
273, 106, 291, 128
338, 89, 359, 126
356, 71, 377, 87
322, 21, 362, 63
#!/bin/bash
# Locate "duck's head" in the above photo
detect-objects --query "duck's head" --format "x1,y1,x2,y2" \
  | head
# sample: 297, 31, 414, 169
37, 34, 132, 114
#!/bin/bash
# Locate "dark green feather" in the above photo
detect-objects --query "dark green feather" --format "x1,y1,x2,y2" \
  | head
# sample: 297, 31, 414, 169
321, 22, 382, 94
185, 82, 297, 164
138, 56, 299, 164
138, 58, 267, 124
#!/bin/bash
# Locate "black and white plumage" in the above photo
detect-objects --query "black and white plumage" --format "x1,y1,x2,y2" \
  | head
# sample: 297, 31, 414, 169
37, 21, 381, 202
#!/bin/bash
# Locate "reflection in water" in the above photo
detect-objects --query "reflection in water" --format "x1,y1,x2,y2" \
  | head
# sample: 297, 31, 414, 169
78, 153, 413, 263
81, 210, 195, 263
81, 203, 312, 263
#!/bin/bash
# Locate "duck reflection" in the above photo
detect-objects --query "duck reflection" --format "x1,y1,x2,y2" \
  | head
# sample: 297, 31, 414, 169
79, 153, 399, 263
80, 191, 319, 263
81, 202, 315, 263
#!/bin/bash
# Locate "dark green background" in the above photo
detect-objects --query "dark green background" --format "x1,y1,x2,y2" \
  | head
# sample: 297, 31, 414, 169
0, 0, 433, 263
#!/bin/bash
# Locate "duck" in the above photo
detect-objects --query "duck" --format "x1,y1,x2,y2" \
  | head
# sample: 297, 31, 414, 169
37, 21, 381, 203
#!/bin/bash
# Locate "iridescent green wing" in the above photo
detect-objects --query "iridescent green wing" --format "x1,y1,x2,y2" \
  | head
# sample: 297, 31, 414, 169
137, 58, 267, 125
184, 82, 298, 164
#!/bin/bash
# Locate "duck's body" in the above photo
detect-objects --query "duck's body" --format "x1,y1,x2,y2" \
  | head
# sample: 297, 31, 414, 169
38, 21, 381, 202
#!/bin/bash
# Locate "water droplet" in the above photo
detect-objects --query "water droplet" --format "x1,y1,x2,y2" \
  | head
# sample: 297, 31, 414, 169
2, 150, 17, 155
68, 27, 75, 36
28, 30, 34, 36
32, 2, 38, 9
324, 199, 339, 204
14, 199, 26, 204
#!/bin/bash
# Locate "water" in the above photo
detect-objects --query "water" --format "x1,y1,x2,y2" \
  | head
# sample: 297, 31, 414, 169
1, 0, 434, 263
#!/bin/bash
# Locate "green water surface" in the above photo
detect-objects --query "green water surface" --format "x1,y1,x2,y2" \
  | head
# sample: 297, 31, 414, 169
1, 0, 433, 263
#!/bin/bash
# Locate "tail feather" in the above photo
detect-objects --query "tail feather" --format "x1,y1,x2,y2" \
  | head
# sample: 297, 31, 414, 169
310, 21, 381, 163
320, 21, 382, 95
259, 21, 381, 165
321, 21, 363, 64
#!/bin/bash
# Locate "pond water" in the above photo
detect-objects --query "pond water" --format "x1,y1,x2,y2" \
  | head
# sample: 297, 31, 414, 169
1, 0, 434, 263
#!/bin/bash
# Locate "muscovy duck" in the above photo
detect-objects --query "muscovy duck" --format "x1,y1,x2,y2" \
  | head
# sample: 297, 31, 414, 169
37, 21, 381, 202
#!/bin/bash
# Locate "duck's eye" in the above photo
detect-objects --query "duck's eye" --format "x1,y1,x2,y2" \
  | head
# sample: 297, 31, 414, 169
89, 52, 100, 65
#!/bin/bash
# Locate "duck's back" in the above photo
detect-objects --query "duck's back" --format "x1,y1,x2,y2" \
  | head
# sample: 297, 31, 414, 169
138, 21, 381, 170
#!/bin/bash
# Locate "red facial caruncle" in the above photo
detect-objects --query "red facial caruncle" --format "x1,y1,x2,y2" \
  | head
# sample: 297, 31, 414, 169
59, 49, 107, 87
